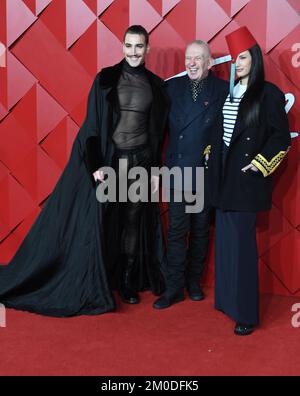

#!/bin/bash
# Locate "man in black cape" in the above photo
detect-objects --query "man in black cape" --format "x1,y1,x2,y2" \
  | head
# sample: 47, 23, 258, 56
0, 25, 169, 317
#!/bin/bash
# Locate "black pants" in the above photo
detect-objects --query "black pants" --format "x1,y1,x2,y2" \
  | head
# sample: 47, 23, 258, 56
215, 209, 259, 325
165, 189, 210, 291
112, 144, 152, 257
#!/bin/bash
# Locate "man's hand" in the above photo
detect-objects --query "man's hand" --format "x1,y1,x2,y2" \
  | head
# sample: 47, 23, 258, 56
151, 175, 159, 194
93, 170, 105, 183
241, 163, 259, 173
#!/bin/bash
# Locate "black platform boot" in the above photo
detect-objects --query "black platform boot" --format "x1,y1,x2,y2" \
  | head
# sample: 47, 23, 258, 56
119, 256, 140, 304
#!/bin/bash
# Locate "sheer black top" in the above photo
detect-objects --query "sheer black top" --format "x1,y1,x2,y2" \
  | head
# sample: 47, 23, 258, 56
112, 61, 153, 149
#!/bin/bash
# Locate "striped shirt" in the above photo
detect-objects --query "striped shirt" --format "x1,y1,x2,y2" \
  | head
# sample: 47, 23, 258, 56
223, 82, 247, 146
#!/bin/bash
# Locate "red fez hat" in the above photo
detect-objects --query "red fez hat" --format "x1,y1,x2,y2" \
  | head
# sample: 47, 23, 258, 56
225, 26, 257, 61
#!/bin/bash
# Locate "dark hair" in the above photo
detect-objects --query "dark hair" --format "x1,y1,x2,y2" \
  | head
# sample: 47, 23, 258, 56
123, 25, 149, 46
239, 44, 265, 127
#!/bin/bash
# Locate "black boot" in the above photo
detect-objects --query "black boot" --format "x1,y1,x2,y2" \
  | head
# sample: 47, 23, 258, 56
186, 279, 205, 301
153, 289, 185, 309
119, 256, 140, 304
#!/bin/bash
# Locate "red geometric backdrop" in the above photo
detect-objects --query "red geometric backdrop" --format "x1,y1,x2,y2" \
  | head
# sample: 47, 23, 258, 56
0, 0, 299, 297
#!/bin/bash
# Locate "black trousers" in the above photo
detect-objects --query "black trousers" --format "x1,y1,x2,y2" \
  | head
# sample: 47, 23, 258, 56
215, 209, 259, 325
112, 144, 152, 258
165, 189, 210, 291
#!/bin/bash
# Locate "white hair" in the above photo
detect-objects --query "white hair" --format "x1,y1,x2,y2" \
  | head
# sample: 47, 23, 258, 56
186, 40, 211, 58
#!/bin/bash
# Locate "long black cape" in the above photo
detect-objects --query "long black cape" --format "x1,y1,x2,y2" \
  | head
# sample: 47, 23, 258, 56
0, 63, 168, 317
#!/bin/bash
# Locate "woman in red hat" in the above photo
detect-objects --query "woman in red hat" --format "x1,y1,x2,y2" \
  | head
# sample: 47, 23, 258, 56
205, 26, 291, 335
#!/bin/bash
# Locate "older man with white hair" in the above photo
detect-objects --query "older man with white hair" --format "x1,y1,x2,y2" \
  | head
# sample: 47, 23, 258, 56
154, 40, 228, 309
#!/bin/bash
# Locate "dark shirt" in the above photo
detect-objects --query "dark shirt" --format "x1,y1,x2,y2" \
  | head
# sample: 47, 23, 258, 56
188, 74, 209, 102
112, 61, 153, 149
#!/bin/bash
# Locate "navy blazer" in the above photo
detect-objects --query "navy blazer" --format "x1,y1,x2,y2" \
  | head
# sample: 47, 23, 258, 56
164, 72, 228, 191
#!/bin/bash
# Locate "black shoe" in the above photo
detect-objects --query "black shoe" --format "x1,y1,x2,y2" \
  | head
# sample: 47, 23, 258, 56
119, 256, 140, 304
234, 323, 254, 336
186, 282, 204, 301
119, 288, 140, 304
153, 290, 184, 309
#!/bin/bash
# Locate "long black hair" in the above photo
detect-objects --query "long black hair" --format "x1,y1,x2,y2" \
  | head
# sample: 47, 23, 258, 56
239, 44, 265, 127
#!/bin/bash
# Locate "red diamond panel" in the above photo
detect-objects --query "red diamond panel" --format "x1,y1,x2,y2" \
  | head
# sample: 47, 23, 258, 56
261, 230, 300, 294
